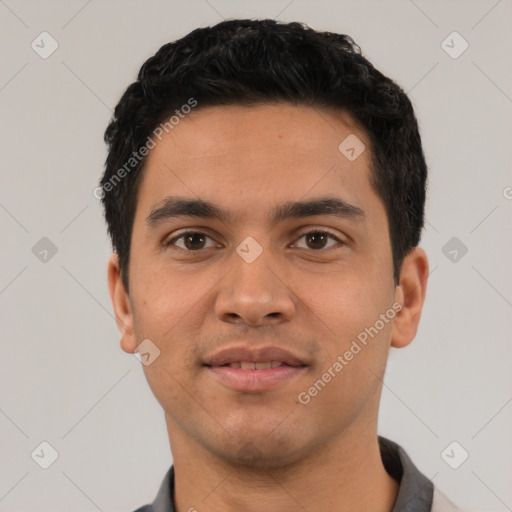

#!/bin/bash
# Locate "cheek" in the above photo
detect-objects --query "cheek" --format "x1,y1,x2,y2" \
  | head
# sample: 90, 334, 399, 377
131, 262, 195, 330
130, 284, 201, 398
296, 272, 393, 393
136, 291, 203, 417
299, 319, 392, 429
298, 272, 388, 340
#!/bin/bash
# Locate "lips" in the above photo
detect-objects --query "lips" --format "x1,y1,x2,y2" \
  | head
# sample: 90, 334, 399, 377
204, 346, 307, 392
204, 346, 307, 368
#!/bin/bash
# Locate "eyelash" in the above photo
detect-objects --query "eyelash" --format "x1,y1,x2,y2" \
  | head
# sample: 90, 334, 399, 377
164, 229, 344, 251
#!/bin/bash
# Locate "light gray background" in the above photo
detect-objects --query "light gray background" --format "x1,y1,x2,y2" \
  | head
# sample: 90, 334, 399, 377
1, 0, 511, 511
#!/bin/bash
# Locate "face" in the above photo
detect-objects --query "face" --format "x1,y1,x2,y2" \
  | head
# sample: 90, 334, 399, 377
109, 103, 427, 468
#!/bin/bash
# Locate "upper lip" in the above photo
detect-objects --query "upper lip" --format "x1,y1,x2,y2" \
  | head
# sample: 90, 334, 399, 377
203, 346, 308, 367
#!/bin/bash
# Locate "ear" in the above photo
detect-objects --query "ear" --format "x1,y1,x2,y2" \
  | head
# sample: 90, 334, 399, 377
107, 253, 137, 354
391, 247, 429, 349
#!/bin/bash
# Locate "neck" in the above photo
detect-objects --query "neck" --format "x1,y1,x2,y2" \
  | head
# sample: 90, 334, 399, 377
168, 418, 399, 512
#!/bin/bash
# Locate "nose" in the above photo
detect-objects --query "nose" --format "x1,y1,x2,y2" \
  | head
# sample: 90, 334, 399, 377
214, 246, 296, 327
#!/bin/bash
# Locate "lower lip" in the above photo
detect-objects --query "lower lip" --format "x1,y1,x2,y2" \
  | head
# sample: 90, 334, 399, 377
206, 365, 306, 392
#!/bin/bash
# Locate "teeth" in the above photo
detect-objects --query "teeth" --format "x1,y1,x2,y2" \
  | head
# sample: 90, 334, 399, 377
228, 361, 284, 370
255, 362, 271, 370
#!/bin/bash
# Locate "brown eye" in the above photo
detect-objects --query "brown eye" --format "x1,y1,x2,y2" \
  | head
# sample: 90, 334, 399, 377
165, 231, 216, 251
294, 230, 342, 250
305, 232, 328, 249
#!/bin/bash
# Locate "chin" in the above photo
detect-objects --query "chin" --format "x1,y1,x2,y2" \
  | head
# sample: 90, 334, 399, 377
209, 429, 309, 470
228, 446, 303, 470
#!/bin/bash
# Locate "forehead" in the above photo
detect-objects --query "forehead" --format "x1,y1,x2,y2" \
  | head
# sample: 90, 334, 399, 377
134, 103, 377, 224
149, 103, 368, 160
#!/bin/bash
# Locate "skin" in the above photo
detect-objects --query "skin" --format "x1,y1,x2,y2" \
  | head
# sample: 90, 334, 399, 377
108, 103, 429, 512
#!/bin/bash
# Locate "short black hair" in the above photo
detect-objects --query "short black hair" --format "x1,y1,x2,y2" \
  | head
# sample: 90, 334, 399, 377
100, 18, 427, 292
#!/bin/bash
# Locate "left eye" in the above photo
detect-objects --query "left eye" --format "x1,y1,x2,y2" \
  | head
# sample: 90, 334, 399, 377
293, 231, 342, 250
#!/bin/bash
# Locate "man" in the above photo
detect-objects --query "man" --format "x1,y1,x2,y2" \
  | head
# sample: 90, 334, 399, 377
100, 19, 462, 512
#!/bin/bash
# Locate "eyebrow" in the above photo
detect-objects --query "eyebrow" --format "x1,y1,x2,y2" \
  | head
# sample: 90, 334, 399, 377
146, 195, 366, 228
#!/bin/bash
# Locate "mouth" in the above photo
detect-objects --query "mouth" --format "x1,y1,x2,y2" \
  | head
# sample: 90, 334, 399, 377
215, 361, 295, 369
203, 347, 308, 392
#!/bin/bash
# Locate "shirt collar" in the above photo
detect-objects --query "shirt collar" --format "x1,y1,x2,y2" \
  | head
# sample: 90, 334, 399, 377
379, 436, 434, 511
148, 436, 433, 512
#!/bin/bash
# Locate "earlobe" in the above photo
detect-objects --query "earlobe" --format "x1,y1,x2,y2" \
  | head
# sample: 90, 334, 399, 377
107, 253, 138, 354
391, 247, 429, 349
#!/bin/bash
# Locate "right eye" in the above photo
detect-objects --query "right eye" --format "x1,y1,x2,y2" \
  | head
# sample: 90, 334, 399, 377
164, 231, 219, 251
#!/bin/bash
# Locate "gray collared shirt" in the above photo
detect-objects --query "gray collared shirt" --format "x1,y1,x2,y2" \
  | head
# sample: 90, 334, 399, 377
133, 436, 461, 512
